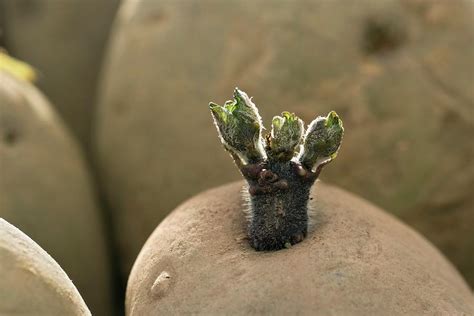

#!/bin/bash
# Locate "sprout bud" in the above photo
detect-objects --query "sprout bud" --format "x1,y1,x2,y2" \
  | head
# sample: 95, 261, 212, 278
268, 112, 304, 161
299, 111, 344, 170
210, 88, 266, 164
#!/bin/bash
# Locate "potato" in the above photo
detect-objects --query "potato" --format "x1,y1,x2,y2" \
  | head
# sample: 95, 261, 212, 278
1, 0, 120, 147
127, 181, 474, 315
0, 218, 90, 315
96, 0, 474, 284
0, 71, 114, 315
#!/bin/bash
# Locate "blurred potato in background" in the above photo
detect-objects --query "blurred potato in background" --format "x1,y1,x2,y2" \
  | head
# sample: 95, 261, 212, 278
1, 1, 120, 312
0, 0, 120, 149
96, 0, 474, 286
0, 219, 90, 315
0, 71, 115, 315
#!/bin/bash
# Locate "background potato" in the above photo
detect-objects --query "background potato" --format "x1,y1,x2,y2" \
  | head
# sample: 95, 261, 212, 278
1, 0, 120, 149
0, 218, 90, 316
0, 71, 114, 315
96, 0, 474, 285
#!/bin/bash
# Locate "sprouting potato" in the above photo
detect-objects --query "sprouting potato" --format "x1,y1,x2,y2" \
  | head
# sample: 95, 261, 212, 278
126, 181, 474, 315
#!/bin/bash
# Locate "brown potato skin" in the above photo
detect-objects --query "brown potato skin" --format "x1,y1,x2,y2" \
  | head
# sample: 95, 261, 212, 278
127, 181, 474, 315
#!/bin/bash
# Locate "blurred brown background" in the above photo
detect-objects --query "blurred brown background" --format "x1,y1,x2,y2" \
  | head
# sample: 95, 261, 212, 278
0, 0, 473, 314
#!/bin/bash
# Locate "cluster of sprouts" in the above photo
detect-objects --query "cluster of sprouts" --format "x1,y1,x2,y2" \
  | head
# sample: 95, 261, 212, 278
210, 88, 343, 251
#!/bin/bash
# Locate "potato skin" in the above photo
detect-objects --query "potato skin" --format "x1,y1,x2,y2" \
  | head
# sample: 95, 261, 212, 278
0, 72, 114, 315
127, 181, 474, 315
0, 219, 90, 316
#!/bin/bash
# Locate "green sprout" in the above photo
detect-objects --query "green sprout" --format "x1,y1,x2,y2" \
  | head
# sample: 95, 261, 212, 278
299, 111, 344, 170
268, 111, 304, 161
209, 88, 266, 164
